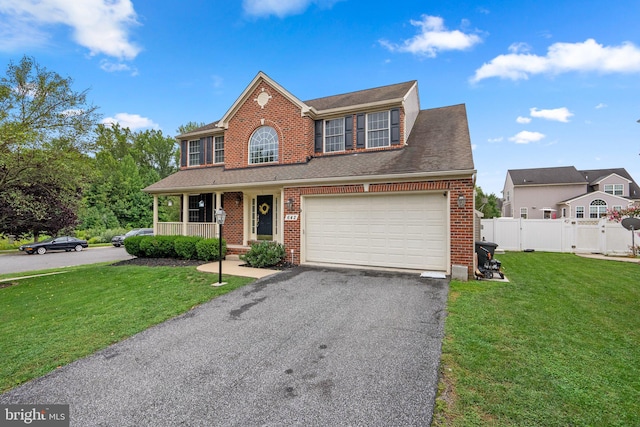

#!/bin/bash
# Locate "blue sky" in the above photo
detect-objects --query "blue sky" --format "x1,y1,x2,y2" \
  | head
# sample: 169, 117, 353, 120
1, 0, 639, 196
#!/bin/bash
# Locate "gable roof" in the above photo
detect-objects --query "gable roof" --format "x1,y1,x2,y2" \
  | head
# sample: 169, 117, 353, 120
144, 104, 474, 193
177, 78, 418, 139
304, 81, 417, 112
508, 166, 586, 186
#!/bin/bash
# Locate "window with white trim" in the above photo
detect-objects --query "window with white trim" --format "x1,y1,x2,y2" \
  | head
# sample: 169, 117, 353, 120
249, 126, 278, 164
188, 140, 200, 166
604, 184, 623, 195
214, 136, 224, 164
520, 207, 528, 219
367, 111, 390, 148
324, 119, 345, 152
613, 205, 622, 212
589, 199, 607, 218
576, 206, 585, 218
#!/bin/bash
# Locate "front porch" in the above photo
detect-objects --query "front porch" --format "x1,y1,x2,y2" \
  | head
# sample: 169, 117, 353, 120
151, 190, 286, 255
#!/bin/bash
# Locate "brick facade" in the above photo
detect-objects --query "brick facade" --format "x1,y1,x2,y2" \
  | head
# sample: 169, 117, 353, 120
154, 74, 475, 279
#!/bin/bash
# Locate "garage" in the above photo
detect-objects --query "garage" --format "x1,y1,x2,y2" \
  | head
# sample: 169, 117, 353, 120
303, 192, 448, 271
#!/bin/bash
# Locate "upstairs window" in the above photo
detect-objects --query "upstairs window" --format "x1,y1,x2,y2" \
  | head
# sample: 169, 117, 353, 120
249, 126, 279, 164
325, 118, 345, 153
367, 111, 390, 148
214, 136, 224, 164
604, 184, 623, 195
589, 199, 607, 218
188, 140, 200, 166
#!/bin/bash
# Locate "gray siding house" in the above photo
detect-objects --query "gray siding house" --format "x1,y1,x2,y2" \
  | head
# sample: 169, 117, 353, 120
502, 166, 640, 219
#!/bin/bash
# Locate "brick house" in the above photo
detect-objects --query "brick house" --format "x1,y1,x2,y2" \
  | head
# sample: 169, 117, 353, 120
144, 72, 476, 279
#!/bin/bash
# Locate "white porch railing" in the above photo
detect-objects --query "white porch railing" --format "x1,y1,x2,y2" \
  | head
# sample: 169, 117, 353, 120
156, 222, 218, 239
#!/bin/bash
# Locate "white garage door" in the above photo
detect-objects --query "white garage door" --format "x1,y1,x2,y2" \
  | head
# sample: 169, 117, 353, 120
304, 193, 448, 270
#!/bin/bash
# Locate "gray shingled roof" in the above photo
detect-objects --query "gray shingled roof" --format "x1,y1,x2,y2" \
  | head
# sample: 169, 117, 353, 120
304, 81, 416, 111
580, 168, 640, 197
508, 166, 586, 186
144, 104, 473, 193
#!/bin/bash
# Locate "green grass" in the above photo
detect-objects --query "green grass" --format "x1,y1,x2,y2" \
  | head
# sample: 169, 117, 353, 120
434, 252, 640, 426
0, 264, 253, 393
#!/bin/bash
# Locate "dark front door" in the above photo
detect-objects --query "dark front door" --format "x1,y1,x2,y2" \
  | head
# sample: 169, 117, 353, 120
256, 195, 273, 240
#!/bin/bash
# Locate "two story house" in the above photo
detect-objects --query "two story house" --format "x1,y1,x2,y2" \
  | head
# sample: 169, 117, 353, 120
502, 166, 640, 219
144, 72, 476, 278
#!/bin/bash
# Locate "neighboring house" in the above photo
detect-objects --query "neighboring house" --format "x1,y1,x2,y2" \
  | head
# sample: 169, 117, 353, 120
144, 72, 476, 278
502, 166, 640, 219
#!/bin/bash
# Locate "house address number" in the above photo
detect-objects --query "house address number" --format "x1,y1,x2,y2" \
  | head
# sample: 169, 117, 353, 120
285, 214, 299, 221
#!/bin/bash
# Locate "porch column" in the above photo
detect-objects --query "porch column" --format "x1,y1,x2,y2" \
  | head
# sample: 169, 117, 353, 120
153, 195, 158, 234
182, 192, 189, 236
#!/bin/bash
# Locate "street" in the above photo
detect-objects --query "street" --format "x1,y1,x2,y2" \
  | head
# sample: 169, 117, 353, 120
0, 246, 134, 275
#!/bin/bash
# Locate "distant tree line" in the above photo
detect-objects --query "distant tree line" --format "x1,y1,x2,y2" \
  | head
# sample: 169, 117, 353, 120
0, 55, 205, 240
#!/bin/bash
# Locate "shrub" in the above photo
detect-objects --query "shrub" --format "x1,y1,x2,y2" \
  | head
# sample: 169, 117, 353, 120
139, 237, 165, 258
156, 236, 178, 258
241, 241, 285, 268
124, 236, 144, 257
196, 238, 226, 261
174, 236, 201, 260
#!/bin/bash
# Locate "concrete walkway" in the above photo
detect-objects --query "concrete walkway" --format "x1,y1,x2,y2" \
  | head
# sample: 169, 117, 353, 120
575, 253, 640, 264
196, 255, 281, 279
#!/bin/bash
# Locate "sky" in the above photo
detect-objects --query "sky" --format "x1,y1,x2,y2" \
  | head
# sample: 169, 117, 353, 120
0, 0, 639, 196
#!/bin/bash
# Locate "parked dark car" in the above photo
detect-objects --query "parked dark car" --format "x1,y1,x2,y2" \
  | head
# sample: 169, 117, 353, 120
19, 236, 89, 255
111, 228, 154, 247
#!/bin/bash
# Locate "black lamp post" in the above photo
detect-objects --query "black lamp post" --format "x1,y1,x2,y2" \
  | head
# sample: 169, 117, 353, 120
214, 207, 227, 286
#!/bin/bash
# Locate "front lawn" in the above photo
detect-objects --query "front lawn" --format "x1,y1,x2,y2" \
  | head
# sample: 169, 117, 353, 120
434, 252, 640, 426
0, 264, 253, 393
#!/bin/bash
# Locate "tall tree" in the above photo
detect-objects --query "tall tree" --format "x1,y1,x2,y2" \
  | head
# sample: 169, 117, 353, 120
0, 56, 99, 238
132, 129, 178, 179
475, 186, 501, 219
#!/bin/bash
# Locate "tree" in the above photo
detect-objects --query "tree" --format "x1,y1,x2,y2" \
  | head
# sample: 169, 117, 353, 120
132, 129, 178, 179
0, 56, 99, 238
475, 186, 501, 218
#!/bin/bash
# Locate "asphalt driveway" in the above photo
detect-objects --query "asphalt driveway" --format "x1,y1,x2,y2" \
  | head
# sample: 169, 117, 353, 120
1, 266, 449, 426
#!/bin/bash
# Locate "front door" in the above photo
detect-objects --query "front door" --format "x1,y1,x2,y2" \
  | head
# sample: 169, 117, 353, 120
256, 195, 273, 240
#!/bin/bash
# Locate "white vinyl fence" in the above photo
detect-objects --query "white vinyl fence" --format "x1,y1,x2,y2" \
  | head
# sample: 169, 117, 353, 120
480, 218, 638, 255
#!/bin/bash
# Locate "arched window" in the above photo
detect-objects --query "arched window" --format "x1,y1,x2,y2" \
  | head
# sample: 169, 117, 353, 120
589, 199, 607, 218
249, 126, 279, 164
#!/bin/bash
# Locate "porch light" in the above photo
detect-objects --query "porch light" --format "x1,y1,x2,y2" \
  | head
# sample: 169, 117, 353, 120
215, 208, 227, 225
236, 194, 243, 206
286, 198, 295, 211
167, 200, 173, 207
457, 194, 466, 208
213, 208, 227, 287
198, 199, 205, 208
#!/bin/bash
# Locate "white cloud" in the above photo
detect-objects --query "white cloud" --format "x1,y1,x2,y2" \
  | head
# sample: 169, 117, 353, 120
471, 39, 640, 82
487, 137, 503, 143
530, 107, 573, 122
100, 60, 138, 76
379, 15, 482, 57
242, 0, 339, 18
509, 131, 545, 144
102, 113, 159, 130
595, 103, 607, 109
0, 0, 141, 60
516, 116, 531, 124
471, 144, 477, 150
